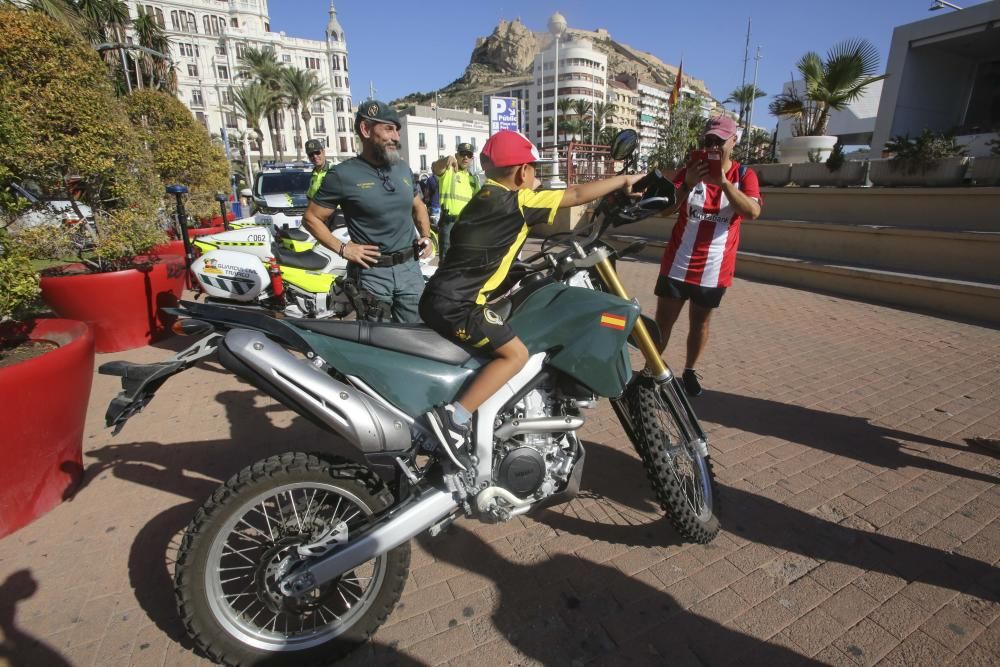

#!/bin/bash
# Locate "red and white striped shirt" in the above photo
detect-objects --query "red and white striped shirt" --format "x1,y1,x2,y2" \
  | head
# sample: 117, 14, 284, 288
660, 162, 761, 288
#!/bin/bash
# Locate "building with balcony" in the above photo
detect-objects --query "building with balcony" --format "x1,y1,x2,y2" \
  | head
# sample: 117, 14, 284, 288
525, 36, 608, 148
397, 105, 490, 177
126, 0, 355, 163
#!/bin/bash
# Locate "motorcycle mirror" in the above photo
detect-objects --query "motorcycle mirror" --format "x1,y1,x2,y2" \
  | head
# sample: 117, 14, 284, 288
609, 129, 639, 161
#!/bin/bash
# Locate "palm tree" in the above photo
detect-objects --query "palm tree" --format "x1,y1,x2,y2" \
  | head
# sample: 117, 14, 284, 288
132, 10, 172, 91
571, 99, 592, 142
20, 0, 86, 32
724, 84, 766, 126
281, 67, 331, 159
239, 47, 286, 160
232, 82, 273, 170
591, 102, 609, 145
556, 98, 574, 143
769, 38, 887, 137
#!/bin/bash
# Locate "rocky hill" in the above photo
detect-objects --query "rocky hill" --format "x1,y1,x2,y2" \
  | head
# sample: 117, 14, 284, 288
392, 19, 717, 111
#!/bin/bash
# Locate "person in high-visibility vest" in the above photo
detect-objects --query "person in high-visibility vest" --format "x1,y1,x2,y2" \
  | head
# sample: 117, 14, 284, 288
431, 142, 481, 261
305, 138, 331, 198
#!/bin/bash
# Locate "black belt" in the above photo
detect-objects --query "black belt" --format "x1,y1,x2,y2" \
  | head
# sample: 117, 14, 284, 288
371, 245, 417, 268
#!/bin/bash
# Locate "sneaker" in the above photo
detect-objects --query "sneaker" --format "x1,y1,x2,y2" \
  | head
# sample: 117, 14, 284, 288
682, 368, 703, 397
426, 404, 473, 472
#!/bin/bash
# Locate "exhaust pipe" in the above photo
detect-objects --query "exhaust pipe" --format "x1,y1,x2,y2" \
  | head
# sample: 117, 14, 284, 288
278, 487, 458, 597
493, 415, 585, 440
222, 329, 412, 454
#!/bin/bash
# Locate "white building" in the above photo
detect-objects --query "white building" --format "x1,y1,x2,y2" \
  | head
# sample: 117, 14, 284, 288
126, 0, 356, 163
525, 36, 609, 149
397, 106, 490, 177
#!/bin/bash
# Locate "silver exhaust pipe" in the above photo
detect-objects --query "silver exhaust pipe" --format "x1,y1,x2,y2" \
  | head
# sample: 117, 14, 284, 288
222, 329, 412, 453
494, 415, 585, 440
278, 487, 458, 597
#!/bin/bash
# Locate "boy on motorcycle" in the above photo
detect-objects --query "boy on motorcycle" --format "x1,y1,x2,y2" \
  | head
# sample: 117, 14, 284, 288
419, 130, 644, 470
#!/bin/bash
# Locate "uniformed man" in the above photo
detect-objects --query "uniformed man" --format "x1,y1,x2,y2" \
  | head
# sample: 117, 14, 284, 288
431, 142, 480, 260
305, 138, 331, 198
302, 100, 432, 322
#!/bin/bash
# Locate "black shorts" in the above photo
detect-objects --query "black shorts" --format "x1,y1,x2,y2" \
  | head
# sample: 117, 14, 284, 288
419, 293, 516, 353
654, 276, 727, 309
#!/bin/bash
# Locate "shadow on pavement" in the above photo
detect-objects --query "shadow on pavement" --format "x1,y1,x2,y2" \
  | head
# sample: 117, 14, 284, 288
696, 390, 998, 485
543, 442, 998, 604
77, 388, 421, 664
0, 570, 73, 667
417, 524, 823, 666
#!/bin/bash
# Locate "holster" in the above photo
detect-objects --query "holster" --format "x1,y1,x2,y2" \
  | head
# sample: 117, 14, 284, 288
343, 263, 392, 322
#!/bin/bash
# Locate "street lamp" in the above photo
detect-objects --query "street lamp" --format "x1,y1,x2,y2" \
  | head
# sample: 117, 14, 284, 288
929, 0, 963, 9
547, 12, 567, 188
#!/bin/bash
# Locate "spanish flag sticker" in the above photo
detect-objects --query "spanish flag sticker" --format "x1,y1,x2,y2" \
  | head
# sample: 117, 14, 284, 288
600, 312, 626, 330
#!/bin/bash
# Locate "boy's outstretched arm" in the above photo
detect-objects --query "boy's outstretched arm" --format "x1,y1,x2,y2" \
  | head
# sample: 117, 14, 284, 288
559, 174, 645, 208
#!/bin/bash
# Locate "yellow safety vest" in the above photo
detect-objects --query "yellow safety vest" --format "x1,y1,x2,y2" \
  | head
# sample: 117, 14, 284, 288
438, 168, 480, 218
307, 161, 331, 199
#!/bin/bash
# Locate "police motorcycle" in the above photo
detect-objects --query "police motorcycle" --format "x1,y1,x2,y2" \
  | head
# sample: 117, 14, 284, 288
186, 212, 436, 320
101, 130, 718, 665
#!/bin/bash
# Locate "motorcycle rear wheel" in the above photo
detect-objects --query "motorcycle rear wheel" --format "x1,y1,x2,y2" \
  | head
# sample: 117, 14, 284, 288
174, 452, 409, 666
629, 381, 720, 544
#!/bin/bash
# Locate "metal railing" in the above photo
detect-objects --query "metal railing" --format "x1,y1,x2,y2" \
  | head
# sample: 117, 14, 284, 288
539, 141, 615, 185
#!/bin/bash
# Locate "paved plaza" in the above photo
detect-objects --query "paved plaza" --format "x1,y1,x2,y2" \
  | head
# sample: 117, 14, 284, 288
1, 250, 998, 666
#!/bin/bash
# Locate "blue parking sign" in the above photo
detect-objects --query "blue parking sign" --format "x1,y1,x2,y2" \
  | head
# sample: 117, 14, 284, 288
489, 97, 520, 135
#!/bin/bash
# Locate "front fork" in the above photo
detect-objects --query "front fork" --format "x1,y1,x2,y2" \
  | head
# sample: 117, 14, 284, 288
594, 256, 708, 455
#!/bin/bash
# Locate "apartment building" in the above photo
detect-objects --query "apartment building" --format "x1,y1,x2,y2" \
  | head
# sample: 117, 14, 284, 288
397, 106, 490, 177
127, 0, 355, 162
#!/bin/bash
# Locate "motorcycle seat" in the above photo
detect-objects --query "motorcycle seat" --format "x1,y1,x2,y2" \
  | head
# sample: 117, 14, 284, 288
278, 226, 310, 242
295, 320, 475, 366
272, 244, 327, 270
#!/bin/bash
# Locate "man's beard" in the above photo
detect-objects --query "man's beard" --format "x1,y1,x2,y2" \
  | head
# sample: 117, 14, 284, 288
372, 140, 401, 166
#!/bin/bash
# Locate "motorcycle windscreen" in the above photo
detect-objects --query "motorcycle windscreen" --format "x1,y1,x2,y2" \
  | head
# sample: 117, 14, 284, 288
508, 283, 638, 398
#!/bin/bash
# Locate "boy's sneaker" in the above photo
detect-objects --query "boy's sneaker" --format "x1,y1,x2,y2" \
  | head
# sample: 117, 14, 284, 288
682, 368, 703, 397
426, 404, 473, 472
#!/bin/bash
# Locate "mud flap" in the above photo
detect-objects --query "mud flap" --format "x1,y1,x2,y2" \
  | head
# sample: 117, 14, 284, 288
100, 334, 220, 434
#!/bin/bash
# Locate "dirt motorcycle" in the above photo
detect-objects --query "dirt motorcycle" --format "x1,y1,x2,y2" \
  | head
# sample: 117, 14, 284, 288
101, 130, 719, 665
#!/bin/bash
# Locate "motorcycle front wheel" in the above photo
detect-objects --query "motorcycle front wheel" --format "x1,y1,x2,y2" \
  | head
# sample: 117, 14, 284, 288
174, 452, 410, 666
628, 380, 720, 544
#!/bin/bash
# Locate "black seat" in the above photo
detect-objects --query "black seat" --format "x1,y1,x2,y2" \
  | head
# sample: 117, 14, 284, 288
272, 243, 328, 270
295, 320, 477, 365
278, 226, 311, 242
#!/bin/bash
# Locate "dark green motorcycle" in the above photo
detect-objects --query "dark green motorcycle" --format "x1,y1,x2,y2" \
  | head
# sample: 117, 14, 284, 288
100, 130, 719, 665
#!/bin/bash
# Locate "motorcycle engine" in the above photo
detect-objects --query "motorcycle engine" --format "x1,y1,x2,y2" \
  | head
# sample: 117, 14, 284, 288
493, 388, 580, 501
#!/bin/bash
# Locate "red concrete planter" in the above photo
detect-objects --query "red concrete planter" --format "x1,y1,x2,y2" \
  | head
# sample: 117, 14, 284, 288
39, 255, 187, 352
152, 239, 185, 256
0, 319, 94, 537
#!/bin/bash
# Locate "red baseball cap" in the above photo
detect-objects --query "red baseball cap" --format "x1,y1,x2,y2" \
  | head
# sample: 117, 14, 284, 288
703, 115, 739, 141
481, 130, 541, 168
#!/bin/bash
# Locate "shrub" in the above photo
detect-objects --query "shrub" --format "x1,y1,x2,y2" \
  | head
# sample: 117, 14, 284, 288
0, 8, 163, 272
884, 130, 968, 175
123, 90, 230, 221
0, 232, 40, 322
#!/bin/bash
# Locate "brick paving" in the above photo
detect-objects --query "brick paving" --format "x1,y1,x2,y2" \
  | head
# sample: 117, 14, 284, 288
1, 252, 998, 666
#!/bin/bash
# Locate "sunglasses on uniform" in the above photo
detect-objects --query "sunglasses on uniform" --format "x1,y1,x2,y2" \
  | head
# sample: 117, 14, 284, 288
375, 167, 396, 193
458, 151, 474, 158
307, 151, 322, 158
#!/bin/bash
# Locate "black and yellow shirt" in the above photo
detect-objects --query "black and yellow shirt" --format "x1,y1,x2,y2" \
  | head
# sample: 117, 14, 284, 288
424, 180, 564, 305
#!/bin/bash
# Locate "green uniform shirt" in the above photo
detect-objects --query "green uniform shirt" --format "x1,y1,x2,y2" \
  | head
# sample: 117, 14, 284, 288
307, 160, 332, 198
312, 157, 417, 253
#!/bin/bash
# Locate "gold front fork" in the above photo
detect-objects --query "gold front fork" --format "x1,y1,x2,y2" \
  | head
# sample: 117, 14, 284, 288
593, 257, 671, 383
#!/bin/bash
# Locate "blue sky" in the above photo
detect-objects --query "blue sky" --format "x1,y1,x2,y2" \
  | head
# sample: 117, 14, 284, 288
269, 0, 956, 127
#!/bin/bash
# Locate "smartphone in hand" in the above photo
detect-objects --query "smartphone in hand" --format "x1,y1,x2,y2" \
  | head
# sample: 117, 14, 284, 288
706, 149, 723, 179
689, 149, 707, 165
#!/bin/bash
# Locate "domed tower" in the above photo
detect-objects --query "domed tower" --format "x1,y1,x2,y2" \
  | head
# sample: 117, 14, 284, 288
326, 1, 352, 161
